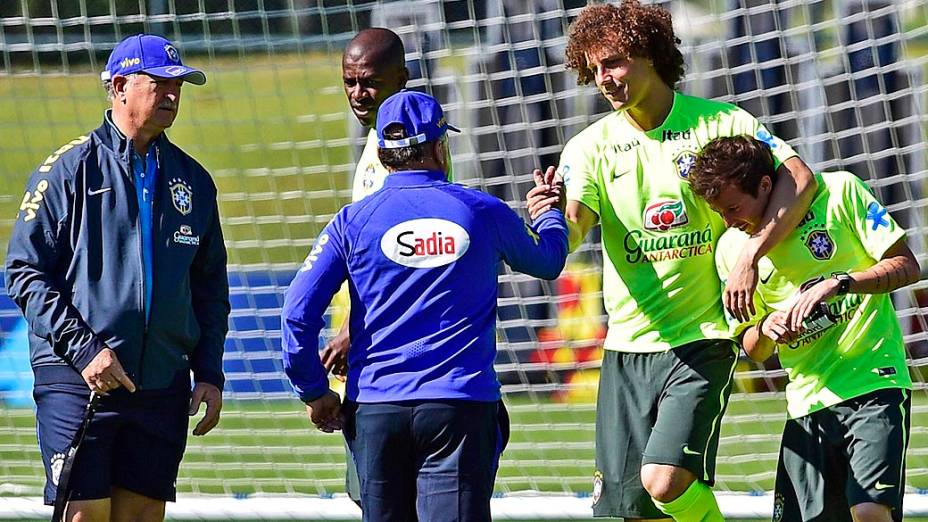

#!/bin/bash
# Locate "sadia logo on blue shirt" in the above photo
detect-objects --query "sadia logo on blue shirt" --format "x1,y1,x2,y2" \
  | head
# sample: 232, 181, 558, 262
381, 219, 471, 268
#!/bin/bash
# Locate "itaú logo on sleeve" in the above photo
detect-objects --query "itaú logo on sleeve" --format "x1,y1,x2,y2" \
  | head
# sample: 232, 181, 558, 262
381, 218, 471, 268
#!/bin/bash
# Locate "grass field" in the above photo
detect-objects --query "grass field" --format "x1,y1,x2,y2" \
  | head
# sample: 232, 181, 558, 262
0, 52, 353, 267
2, 392, 928, 520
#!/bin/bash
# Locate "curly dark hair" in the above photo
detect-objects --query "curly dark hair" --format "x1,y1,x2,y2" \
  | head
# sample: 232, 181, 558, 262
689, 136, 778, 201
565, 1, 684, 88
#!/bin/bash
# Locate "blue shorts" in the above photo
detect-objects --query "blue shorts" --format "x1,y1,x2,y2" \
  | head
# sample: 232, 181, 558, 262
35, 379, 190, 505
344, 399, 504, 522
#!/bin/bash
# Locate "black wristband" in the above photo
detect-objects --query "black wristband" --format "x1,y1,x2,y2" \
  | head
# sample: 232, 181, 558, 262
832, 272, 852, 296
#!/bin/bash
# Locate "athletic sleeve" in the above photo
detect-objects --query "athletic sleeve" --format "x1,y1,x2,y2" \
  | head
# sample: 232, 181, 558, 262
493, 204, 568, 280
560, 136, 601, 216
281, 214, 350, 402
4, 160, 108, 372
835, 171, 906, 261
714, 230, 771, 337
189, 197, 230, 390
732, 107, 798, 169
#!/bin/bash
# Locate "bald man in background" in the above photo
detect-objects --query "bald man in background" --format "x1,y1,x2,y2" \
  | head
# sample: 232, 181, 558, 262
318, 27, 409, 509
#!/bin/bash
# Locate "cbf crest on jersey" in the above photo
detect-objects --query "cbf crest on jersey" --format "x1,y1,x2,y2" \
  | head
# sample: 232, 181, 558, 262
804, 230, 835, 260
674, 150, 697, 179
170, 178, 193, 215
592, 470, 604, 505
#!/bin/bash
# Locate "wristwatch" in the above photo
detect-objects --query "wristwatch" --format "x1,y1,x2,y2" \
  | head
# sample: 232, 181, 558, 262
832, 272, 852, 296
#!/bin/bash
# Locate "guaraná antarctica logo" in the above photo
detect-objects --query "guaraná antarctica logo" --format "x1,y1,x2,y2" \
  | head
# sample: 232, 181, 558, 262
623, 198, 713, 263
643, 199, 688, 232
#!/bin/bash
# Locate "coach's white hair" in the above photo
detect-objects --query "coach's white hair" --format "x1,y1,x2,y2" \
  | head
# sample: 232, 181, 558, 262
103, 80, 115, 101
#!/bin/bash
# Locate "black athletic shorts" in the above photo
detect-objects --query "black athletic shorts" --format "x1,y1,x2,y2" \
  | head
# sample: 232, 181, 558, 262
35, 380, 190, 505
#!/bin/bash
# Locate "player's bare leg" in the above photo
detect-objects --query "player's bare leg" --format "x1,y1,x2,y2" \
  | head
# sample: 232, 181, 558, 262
65, 498, 110, 522
641, 463, 695, 503
851, 502, 893, 522
110, 487, 166, 522
642, 463, 723, 521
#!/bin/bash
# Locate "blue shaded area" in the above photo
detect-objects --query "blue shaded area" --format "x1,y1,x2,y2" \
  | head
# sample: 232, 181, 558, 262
0, 316, 34, 407
0, 269, 312, 401
0, 268, 531, 400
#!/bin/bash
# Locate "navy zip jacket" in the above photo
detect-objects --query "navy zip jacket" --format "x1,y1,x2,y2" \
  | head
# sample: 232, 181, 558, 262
282, 169, 568, 403
5, 111, 230, 391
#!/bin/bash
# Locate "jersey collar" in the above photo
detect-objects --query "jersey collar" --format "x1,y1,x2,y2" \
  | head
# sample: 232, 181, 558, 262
383, 169, 447, 187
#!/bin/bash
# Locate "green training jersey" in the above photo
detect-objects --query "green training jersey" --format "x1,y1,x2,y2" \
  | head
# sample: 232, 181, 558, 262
716, 171, 912, 419
352, 129, 390, 202
561, 92, 798, 353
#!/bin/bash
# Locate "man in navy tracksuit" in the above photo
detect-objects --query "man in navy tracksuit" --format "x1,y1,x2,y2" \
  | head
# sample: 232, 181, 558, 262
5, 35, 229, 521
282, 90, 568, 521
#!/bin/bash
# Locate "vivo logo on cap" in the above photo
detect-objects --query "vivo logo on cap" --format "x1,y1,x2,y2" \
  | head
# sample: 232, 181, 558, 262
381, 218, 470, 268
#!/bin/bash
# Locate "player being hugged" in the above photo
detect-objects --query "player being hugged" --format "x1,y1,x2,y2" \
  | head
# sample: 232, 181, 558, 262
529, 1, 818, 520
691, 136, 920, 522
281, 90, 568, 521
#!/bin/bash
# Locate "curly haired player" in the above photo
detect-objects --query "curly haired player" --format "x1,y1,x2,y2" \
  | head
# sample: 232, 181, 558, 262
528, 1, 818, 519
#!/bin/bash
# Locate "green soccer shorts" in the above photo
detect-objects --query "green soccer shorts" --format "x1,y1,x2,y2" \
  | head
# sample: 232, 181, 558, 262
593, 339, 737, 518
773, 387, 911, 522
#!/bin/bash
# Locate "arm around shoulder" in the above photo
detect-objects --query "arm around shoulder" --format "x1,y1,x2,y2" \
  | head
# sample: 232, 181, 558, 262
747, 156, 817, 261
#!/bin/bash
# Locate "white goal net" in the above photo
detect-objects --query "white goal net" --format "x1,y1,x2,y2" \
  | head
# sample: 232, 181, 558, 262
1, 0, 927, 519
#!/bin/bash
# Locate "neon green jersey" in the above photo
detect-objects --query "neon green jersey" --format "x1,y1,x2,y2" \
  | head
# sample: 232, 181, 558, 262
352, 129, 390, 202
716, 171, 912, 419
561, 92, 798, 353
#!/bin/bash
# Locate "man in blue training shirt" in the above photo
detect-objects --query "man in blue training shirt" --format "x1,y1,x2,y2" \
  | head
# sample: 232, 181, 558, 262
282, 90, 568, 521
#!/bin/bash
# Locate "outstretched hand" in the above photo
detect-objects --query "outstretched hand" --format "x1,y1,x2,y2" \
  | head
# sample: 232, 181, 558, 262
526, 166, 564, 220
758, 310, 798, 345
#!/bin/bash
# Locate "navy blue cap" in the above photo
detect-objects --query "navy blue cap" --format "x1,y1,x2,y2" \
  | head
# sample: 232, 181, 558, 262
101, 34, 206, 85
376, 90, 460, 149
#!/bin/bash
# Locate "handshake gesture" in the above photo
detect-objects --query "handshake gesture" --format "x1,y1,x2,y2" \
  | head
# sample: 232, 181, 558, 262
526, 166, 565, 220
